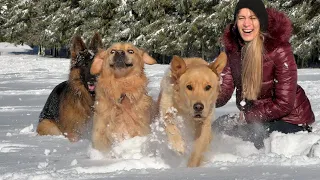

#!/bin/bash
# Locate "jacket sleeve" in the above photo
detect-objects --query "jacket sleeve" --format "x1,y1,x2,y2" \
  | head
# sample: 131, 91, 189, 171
245, 44, 297, 122
216, 58, 235, 108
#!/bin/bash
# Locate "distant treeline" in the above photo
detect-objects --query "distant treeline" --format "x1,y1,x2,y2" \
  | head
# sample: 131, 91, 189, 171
0, 0, 319, 66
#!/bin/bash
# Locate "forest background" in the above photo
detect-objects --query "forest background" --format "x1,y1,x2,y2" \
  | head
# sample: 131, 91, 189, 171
0, 0, 319, 67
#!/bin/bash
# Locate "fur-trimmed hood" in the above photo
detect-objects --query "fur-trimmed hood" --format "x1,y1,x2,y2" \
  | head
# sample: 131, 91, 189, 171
222, 8, 293, 53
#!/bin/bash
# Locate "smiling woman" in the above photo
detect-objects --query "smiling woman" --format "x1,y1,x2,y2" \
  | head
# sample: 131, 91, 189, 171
215, 0, 315, 149
236, 8, 260, 42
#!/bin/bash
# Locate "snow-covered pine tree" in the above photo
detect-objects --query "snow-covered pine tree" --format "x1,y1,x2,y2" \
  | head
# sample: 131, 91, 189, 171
25, 0, 52, 48
77, 0, 118, 44
104, 0, 138, 45
0, 0, 10, 41
132, 0, 186, 57
2, 0, 36, 44
178, 0, 236, 60
267, 0, 320, 67
44, 0, 77, 50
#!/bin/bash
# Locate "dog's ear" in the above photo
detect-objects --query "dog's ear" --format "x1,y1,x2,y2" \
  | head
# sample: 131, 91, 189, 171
72, 35, 87, 52
89, 32, 103, 54
140, 50, 157, 65
170, 55, 187, 80
143, 53, 157, 65
90, 49, 106, 75
208, 52, 227, 75
71, 35, 86, 59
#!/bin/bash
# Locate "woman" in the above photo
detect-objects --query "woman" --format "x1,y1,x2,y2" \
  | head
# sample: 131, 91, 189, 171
216, 0, 315, 149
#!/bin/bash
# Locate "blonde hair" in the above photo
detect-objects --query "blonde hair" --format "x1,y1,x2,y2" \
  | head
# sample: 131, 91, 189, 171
241, 33, 264, 100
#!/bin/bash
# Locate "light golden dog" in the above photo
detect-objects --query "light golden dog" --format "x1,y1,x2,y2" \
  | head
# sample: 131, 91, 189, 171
158, 52, 227, 167
90, 43, 157, 152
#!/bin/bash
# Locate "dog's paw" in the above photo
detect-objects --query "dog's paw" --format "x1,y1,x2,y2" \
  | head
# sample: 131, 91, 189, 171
167, 126, 185, 155
171, 139, 185, 155
65, 132, 80, 142
187, 159, 201, 167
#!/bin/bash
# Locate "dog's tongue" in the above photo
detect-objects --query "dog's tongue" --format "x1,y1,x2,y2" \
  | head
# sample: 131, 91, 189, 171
88, 85, 95, 91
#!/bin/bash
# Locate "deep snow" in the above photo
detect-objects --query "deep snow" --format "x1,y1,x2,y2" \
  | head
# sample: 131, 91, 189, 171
1, 45, 320, 180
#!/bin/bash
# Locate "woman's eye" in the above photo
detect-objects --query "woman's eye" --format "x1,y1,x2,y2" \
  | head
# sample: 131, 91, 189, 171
205, 85, 212, 91
128, 50, 134, 54
187, 85, 193, 91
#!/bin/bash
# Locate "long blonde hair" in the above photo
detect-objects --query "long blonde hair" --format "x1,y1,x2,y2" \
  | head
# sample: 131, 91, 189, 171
241, 33, 264, 100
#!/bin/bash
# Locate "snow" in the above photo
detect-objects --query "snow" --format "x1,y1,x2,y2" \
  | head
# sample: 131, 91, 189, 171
1, 44, 320, 179
0, 42, 32, 54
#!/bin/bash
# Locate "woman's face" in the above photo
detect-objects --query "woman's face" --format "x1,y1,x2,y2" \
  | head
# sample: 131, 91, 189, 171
236, 8, 260, 42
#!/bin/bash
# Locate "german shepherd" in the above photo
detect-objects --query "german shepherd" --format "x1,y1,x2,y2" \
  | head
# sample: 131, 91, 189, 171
158, 52, 227, 167
36, 33, 103, 142
90, 43, 157, 152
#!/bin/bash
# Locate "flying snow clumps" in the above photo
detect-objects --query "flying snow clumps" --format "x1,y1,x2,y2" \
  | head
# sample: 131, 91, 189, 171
19, 124, 34, 134
37, 161, 49, 169
71, 159, 78, 166
44, 149, 51, 156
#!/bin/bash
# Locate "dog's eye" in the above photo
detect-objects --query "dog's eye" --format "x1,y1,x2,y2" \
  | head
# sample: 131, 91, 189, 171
186, 85, 193, 91
205, 85, 212, 91
110, 50, 116, 54
128, 49, 134, 54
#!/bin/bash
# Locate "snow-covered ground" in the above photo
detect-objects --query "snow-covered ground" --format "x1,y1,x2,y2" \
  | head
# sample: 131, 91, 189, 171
0, 42, 32, 54
1, 45, 320, 179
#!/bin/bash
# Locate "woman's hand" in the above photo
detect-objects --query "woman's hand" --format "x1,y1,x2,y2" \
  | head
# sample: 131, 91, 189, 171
239, 98, 254, 111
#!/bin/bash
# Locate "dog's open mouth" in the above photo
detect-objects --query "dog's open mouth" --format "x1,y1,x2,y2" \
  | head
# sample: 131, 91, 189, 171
110, 62, 133, 68
87, 82, 96, 92
110, 64, 133, 68
194, 114, 203, 119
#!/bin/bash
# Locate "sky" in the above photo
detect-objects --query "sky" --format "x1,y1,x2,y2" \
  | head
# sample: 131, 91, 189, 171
1, 44, 320, 180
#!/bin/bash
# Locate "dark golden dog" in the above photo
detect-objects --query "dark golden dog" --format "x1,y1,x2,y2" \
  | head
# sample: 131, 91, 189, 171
37, 33, 103, 142
158, 52, 227, 167
90, 43, 157, 152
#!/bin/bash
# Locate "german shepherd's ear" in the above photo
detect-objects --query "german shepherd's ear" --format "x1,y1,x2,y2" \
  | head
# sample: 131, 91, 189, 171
91, 49, 106, 75
208, 52, 227, 75
71, 35, 86, 56
170, 55, 187, 80
89, 32, 103, 54
72, 35, 87, 52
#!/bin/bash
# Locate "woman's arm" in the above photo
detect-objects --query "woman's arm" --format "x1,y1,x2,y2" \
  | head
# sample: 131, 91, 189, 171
245, 44, 297, 122
216, 60, 235, 108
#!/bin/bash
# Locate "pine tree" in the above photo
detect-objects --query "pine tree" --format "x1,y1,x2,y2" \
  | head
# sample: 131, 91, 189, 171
105, 0, 138, 44
179, 0, 235, 59
1, 0, 318, 65
0, 0, 10, 41
2, 0, 35, 44
77, 0, 118, 44
267, 0, 320, 67
126, 0, 182, 56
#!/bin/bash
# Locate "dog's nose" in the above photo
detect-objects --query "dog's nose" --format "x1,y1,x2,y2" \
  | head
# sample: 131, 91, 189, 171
89, 76, 96, 81
115, 50, 125, 57
193, 102, 204, 112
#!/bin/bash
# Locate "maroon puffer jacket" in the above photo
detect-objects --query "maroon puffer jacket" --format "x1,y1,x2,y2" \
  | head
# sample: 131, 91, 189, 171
217, 8, 315, 125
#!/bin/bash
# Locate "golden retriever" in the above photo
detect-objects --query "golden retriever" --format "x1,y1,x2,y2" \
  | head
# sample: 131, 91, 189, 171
90, 43, 157, 152
158, 52, 227, 167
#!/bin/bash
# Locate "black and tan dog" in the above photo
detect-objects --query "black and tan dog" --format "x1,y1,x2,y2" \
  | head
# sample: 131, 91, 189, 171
36, 33, 103, 142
